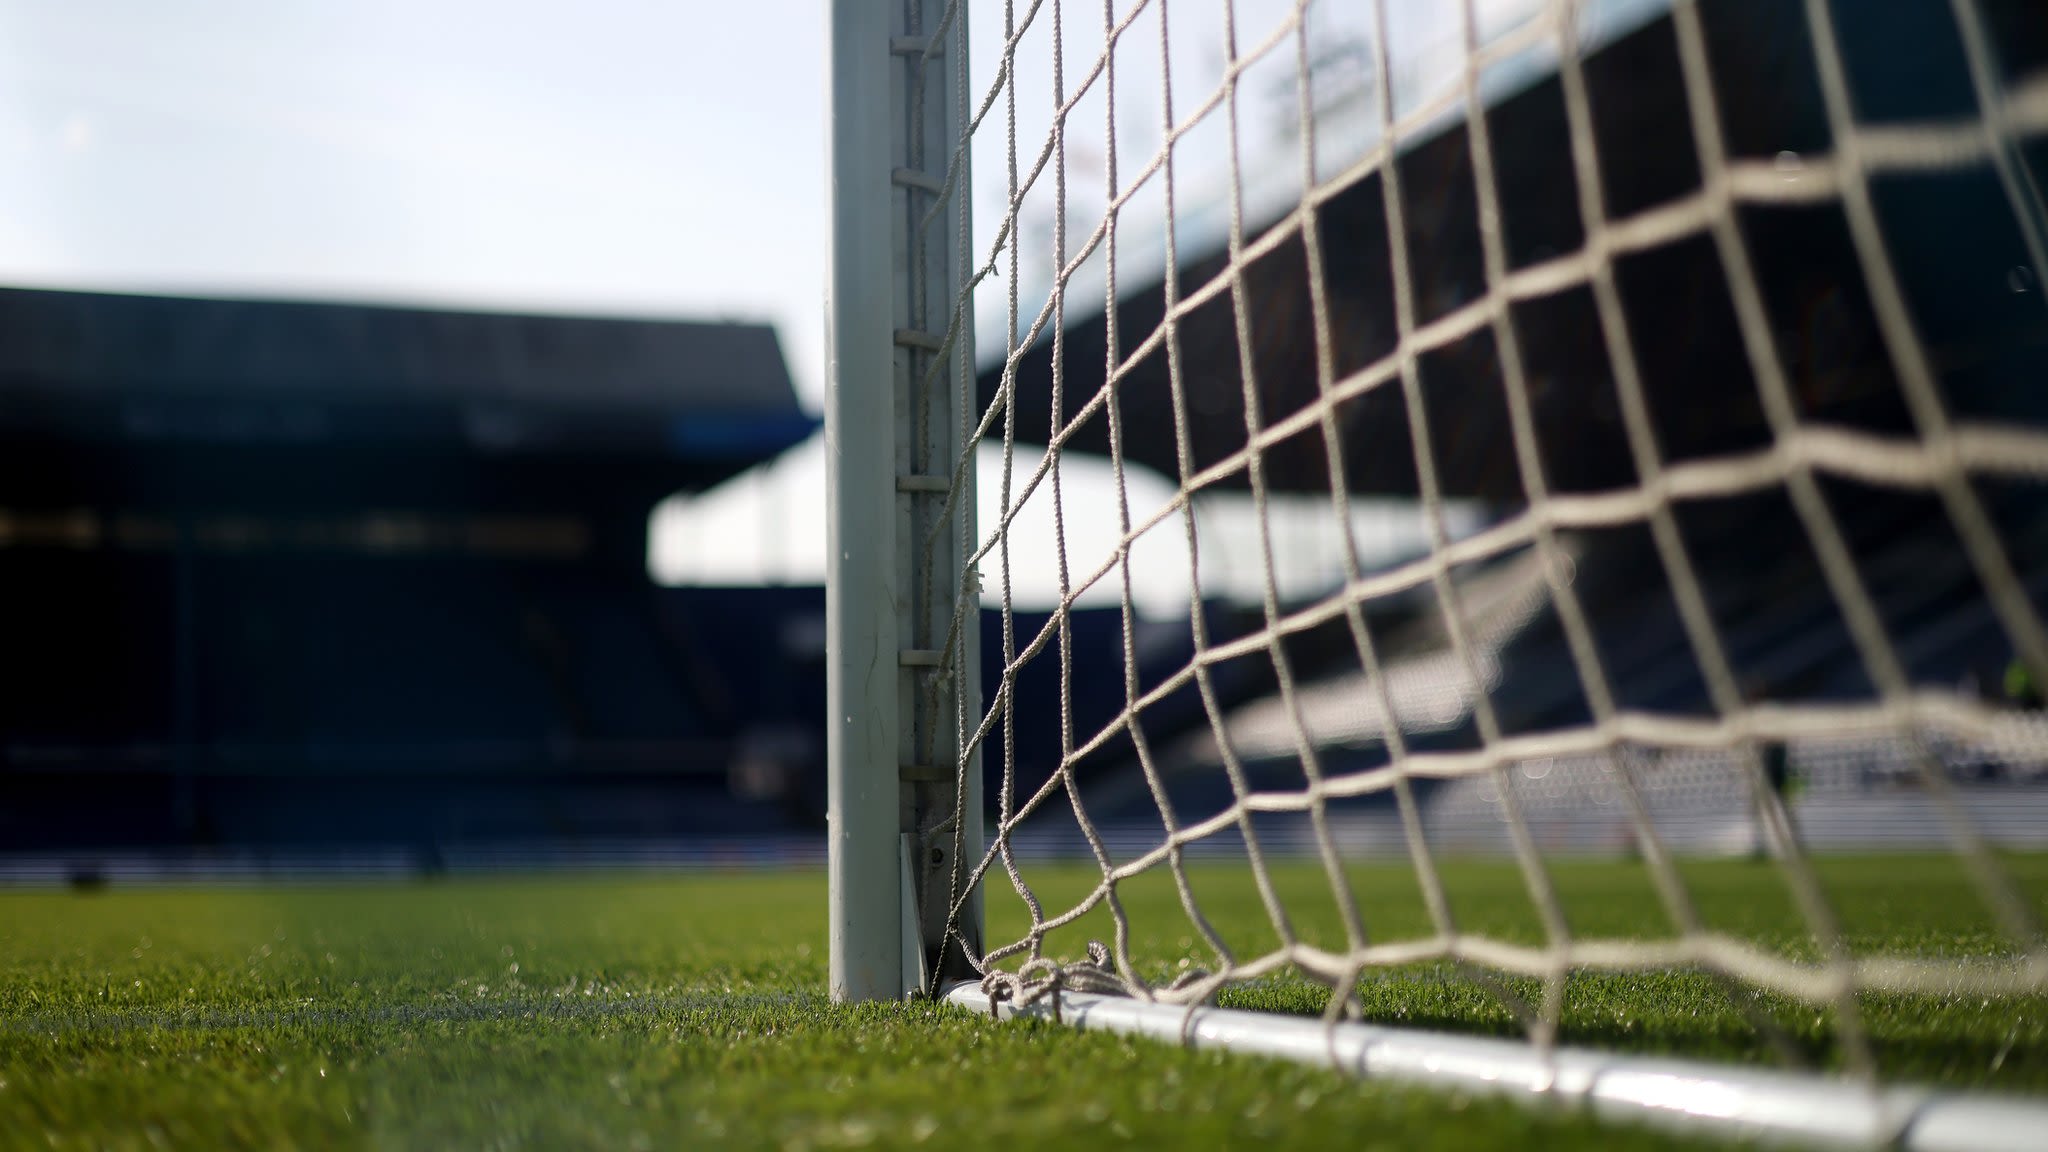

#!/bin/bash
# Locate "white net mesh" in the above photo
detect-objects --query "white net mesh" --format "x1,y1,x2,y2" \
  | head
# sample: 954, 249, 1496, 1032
898, 0, 2048, 1082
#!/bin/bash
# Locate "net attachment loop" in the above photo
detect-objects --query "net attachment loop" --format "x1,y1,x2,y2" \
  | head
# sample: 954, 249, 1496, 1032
891, 166, 945, 195
892, 327, 944, 352
889, 35, 942, 58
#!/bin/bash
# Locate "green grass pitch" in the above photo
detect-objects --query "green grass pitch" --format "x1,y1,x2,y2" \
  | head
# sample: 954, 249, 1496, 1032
1, 856, 2043, 1149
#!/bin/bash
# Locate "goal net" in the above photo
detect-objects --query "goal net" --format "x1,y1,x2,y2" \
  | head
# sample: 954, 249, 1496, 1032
832, 0, 2048, 1135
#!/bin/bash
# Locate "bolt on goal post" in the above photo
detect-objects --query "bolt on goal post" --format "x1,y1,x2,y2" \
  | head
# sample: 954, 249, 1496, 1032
827, 0, 982, 1003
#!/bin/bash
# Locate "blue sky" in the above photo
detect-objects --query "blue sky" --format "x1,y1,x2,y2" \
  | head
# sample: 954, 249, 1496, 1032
0, 0, 1534, 408
0, 0, 1590, 410
0, 0, 832, 402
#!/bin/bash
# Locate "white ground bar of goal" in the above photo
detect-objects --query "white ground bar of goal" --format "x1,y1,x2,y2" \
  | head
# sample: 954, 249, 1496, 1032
943, 982, 2046, 1150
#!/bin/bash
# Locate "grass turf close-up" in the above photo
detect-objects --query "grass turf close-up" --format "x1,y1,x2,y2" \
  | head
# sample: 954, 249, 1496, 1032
0, 856, 2042, 1149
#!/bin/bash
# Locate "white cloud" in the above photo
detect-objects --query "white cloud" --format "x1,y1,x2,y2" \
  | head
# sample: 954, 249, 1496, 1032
57, 110, 94, 154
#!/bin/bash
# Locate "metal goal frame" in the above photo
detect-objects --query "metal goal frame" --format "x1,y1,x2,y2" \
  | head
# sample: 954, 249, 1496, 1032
825, 1, 2048, 1147
827, 0, 984, 1003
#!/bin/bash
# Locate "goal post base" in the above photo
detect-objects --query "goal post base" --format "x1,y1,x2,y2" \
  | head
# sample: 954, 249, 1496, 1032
899, 834, 929, 999
942, 981, 2047, 1151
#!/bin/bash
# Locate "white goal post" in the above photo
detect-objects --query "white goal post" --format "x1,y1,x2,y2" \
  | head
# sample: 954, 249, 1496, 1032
827, 0, 984, 1002
829, 0, 2048, 1144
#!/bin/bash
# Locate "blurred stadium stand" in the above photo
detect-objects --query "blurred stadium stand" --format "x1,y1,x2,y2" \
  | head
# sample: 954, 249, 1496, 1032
972, 0, 2048, 852
0, 286, 823, 858
7, 0, 2045, 870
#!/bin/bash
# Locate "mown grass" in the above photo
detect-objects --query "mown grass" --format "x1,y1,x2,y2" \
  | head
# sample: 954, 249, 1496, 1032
0, 856, 2040, 1149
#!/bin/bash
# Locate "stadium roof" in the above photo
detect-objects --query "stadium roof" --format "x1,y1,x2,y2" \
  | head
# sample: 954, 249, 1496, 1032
0, 285, 814, 462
